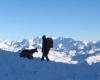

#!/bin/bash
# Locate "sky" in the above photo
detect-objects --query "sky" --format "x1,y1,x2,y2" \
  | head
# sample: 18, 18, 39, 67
0, 0, 100, 41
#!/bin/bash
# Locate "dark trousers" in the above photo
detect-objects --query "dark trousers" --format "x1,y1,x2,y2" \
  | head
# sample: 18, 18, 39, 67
41, 52, 49, 61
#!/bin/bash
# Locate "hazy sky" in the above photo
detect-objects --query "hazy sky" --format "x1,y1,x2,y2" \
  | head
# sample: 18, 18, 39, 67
0, 0, 100, 41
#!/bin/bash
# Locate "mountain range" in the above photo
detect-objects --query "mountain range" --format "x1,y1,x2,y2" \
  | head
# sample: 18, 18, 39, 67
0, 37, 100, 53
0, 37, 100, 65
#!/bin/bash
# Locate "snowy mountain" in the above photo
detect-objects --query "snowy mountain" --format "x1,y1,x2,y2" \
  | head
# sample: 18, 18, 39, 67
0, 39, 29, 52
0, 37, 100, 53
0, 37, 100, 80
0, 37, 100, 65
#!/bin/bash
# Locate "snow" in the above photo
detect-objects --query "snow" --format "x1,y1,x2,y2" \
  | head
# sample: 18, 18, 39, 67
0, 37, 99, 54
0, 50, 100, 80
33, 49, 78, 64
0, 37, 100, 65
88, 49, 95, 54
0, 41, 19, 52
58, 43, 63, 49
86, 55, 100, 65
69, 50, 76, 56
0, 37, 100, 80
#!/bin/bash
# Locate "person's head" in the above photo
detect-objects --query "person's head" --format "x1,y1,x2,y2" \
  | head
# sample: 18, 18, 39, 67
42, 35, 46, 40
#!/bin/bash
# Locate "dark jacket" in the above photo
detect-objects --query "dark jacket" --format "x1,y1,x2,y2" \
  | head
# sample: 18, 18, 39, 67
42, 36, 50, 53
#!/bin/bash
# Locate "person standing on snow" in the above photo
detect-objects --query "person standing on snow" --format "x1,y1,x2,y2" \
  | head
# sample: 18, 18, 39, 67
41, 35, 53, 61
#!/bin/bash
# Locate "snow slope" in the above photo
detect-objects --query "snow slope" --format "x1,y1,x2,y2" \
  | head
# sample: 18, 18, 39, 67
0, 50, 100, 80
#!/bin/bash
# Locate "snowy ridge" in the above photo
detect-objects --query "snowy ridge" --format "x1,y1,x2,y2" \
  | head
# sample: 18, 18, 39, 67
0, 50, 100, 80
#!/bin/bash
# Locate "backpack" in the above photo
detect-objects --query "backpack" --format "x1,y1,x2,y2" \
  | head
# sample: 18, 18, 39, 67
46, 37, 53, 48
